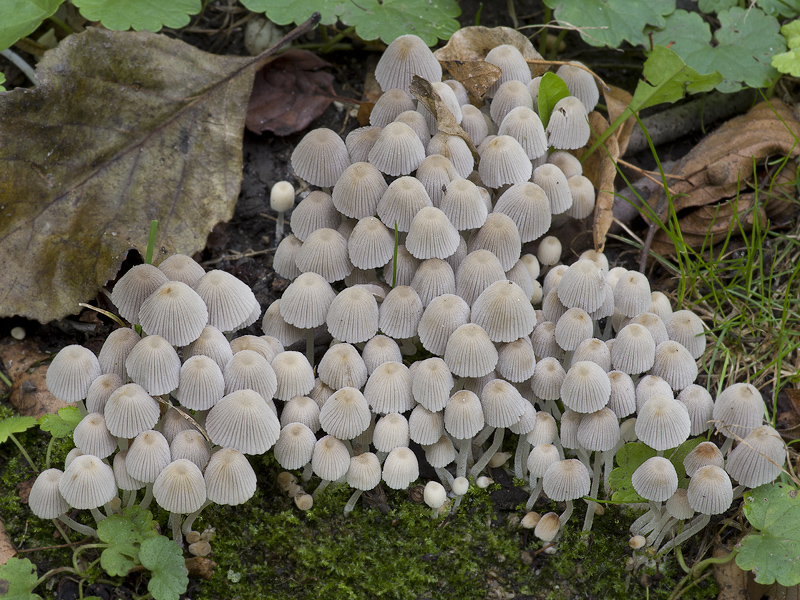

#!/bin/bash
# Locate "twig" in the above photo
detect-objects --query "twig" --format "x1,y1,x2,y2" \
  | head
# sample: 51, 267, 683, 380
201, 248, 275, 266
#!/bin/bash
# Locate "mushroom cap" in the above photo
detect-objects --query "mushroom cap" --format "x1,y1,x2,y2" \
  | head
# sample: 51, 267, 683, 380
676, 384, 714, 436
369, 122, 427, 176
456, 249, 507, 307
635, 375, 674, 413
607, 370, 636, 419
555, 61, 599, 111
111, 264, 170, 325
319, 387, 371, 439
543, 458, 591, 501
156, 407, 195, 446
346, 452, 382, 491
631, 456, 678, 502
651, 340, 698, 391
223, 349, 278, 401
493, 182, 551, 244
460, 104, 489, 145
687, 465, 733, 515
383, 244, 421, 288
467, 213, 522, 271
418, 293, 471, 356
506, 258, 536, 302
477, 135, 532, 188
725, 425, 786, 487
665, 488, 694, 520
59, 454, 117, 509
572, 338, 611, 372
532, 163, 572, 215
555, 308, 594, 352
364, 362, 414, 415
205, 389, 281, 454
182, 325, 233, 370
291, 127, 350, 187
409, 404, 445, 445
280, 272, 337, 329
394, 110, 431, 146
526, 411, 558, 446
73, 412, 117, 459
440, 178, 488, 231
444, 323, 499, 378
484, 44, 532, 95
546, 96, 590, 150
527, 443, 560, 478
611, 323, 656, 375
273, 234, 304, 279
348, 217, 395, 270
547, 150, 582, 179
170, 429, 211, 471
126, 430, 172, 483
175, 356, 224, 411
29, 469, 70, 519
326, 286, 380, 344
635, 396, 691, 451
537, 235, 562, 266
157, 254, 206, 287
411, 258, 456, 307
379, 286, 424, 339
47, 345, 102, 402
280, 395, 321, 432
230, 334, 283, 364
444, 390, 485, 439
560, 361, 611, 413
85, 373, 123, 414
370, 88, 416, 127
373, 413, 410, 452
290, 191, 339, 242
98, 328, 141, 381
273, 423, 316, 470
534, 512, 561, 542
416, 154, 459, 206
497, 336, 537, 383
411, 357, 455, 412
683, 441, 724, 477
426, 134, 473, 178
153, 459, 206, 514
665, 310, 707, 360
531, 356, 566, 401
497, 106, 546, 160
377, 176, 433, 233
481, 379, 527, 428
362, 335, 403, 376
295, 227, 354, 283
261, 301, 304, 348
331, 162, 388, 220
613, 270, 651, 318
312, 435, 350, 481
712, 382, 764, 439
418, 81, 464, 132
405, 206, 460, 260
193, 270, 258, 333
318, 344, 368, 391
138, 281, 208, 346
471, 280, 537, 343
557, 259, 606, 313
422, 434, 456, 467
382, 446, 419, 489
629, 312, 669, 346
204, 447, 257, 506
374, 34, 442, 92
576, 407, 620, 452
424, 481, 448, 509
104, 383, 161, 438
531, 321, 563, 362
566, 175, 596, 219
125, 335, 181, 396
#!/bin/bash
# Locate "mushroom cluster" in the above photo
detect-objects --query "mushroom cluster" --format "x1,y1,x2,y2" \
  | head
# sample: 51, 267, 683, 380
32, 34, 785, 560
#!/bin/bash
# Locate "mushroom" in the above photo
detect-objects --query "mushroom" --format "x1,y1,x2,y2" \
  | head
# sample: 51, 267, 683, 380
270, 180, 295, 244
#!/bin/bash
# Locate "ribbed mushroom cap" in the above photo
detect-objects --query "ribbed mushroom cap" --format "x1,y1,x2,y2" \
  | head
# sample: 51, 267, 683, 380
676, 384, 714, 436
312, 435, 350, 481
555, 62, 599, 111
346, 452, 382, 491
86, 373, 123, 415
104, 383, 160, 438
182, 325, 233, 370
156, 407, 194, 447
382, 446, 419, 490
444, 79, 469, 105
546, 96, 590, 149
29, 469, 70, 519
426, 134, 473, 178
607, 370, 636, 419
47, 345, 102, 402
478, 135, 532, 188
651, 340, 698, 391
318, 344, 368, 391
394, 109, 431, 145
547, 150, 582, 178
439, 178, 488, 231
364, 362, 414, 415
362, 335, 403, 376
611, 323, 656, 375
73, 412, 117, 458
170, 430, 210, 471
506, 258, 536, 302
330, 164, 386, 221
665, 488, 694, 520
683, 441, 724, 477
373, 413, 410, 452
526, 411, 558, 446
173, 355, 223, 411
493, 182, 551, 244
614, 271, 651, 318
526, 443, 560, 479
635, 396, 691, 451
383, 245, 421, 288
418, 293, 470, 356
571, 338, 611, 372
205, 389, 280, 454
291, 127, 350, 187
543, 459, 591, 501
98, 328, 141, 381
554, 308, 593, 352
471, 280, 537, 343
556, 259, 606, 313
534, 512, 561, 542
566, 175, 596, 219
273, 422, 316, 470
542, 289, 568, 329
222, 349, 277, 402
59, 455, 117, 510
424, 435, 456, 468
418, 81, 464, 131
497, 337, 536, 383
204, 447, 257, 505
230, 335, 283, 364
712, 382, 764, 439
636, 375, 674, 413
664, 310, 706, 360
532, 163, 572, 215
111, 264, 170, 325
481, 379, 527, 428
687, 465, 733, 515
137, 281, 208, 346
378, 286, 423, 339
648, 291, 673, 321
405, 206, 460, 260
468, 213, 522, 272
153, 459, 206, 514
410, 259, 456, 307
577, 407, 620, 452
444, 323, 499, 378
347, 217, 394, 270
371, 88, 416, 126
556, 409, 580, 449
346, 125, 382, 164
531, 356, 566, 400
461, 104, 489, 145
631, 456, 678, 502
325, 286, 379, 344
280, 396, 320, 433
157, 253, 205, 287
374, 34, 442, 92
273, 234, 303, 280
497, 105, 546, 159
369, 122, 426, 176
725, 425, 786, 487
484, 44, 532, 95
416, 154, 460, 206
444, 390, 485, 439
261, 301, 304, 347
455, 249, 506, 307
629, 312, 669, 347
295, 227, 353, 283
126, 430, 171, 483
411, 357, 454, 412
272, 351, 316, 402
192, 270, 257, 333
537, 235, 562, 266
409, 404, 445, 445
377, 176, 433, 233
280, 272, 336, 329
560, 360, 610, 413
319, 386, 371, 439
290, 191, 340, 242
531, 321, 563, 362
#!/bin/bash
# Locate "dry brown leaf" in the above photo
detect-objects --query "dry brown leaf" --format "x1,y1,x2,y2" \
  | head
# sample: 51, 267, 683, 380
246, 49, 336, 136
409, 76, 478, 159
0, 20, 315, 323
186, 556, 217, 580
603, 84, 636, 156
714, 545, 749, 600
433, 26, 548, 78
575, 111, 619, 253
441, 60, 502, 101
0, 520, 16, 566
0, 338, 69, 417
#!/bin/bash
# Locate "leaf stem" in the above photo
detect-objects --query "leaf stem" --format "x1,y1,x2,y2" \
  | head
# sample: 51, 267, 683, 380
47, 15, 73, 36
8, 433, 37, 471
0, 369, 11, 387
145, 220, 159, 265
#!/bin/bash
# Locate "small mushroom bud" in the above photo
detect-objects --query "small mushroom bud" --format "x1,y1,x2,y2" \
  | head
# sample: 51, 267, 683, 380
476, 476, 494, 489
452, 476, 470, 496
521, 511, 541, 529
185, 531, 201, 544
270, 181, 295, 244
488, 451, 512, 468
189, 540, 212, 557
294, 493, 314, 511
629, 535, 646, 549
277, 471, 297, 493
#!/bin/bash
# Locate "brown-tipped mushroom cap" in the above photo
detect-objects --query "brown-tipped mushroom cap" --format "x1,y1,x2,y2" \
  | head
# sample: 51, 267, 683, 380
86, 373, 123, 414
104, 383, 161, 438
223, 349, 277, 401
374, 34, 442, 92
560, 360, 610, 413
274, 423, 316, 470
631, 456, 678, 502
543, 458, 591, 501
204, 447, 257, 505
405, 206, 460, 260
73, 412, 117, 459
467, 213, 522, 272
192, 270, 257, 333
318, 344, 368, 391
712, 382, 764, 440
295, 227, 353, 283
291, 127, 350, 187
280, 272, 337, 329
444, 323, 499, 378
138, 281, 208, 346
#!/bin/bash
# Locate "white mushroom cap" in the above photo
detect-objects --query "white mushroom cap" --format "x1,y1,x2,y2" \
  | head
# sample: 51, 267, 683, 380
418, 294, 471, 356
111, 264, 170, 325
534, 512, 560, 542
369, 122, 426, 176
577, 407, 620, 452
651, 340, 698, 391
631, 456, 678, 502
98, 328, 141, 381
649, 291, 673, 321
547, 151, 582, 179
537, 235, 562, 266
204, 447, 257, 506
364, 362, 414, 415
114, 449, 148, 492
460, 104, 489, 145
484, 44, 532, 95
410, 259, 456, 307
373, 413, 410, 452
273, 234, 303, 279
554, 308, 593, 352
47, 345, 102, 402
331, 162, 388, 220
291, 127, 350, 187
566, 175, 596, 219
273, 422, 316, 470
362, 335, 403, 375
409, 404, 445, 445
374, 34, 442, 92
526, 411, 558, 446
157, 254, 205, 287
426, 134, 473, 178
319, 387, 371, 439
481, 379, 527, 428
377, 176, 433, 233
280, 272, 337, 329
73, 412, 117, 458
423, 434, 456, 467
170, 430, 211, 471
497, 106, 546, 160
193, 270, 258, 333
394, 110, 431, 146
687, 465, 732, 515
559, 410, 582, 449
607, 370, 636, 419
126, 430, 172, 483
411, 358, 455, 412
59, 455, 117, 510
418, 81, 464, 132
497, 337, 536, 383
348, 217, 395, 270
182, 325, 233, 371
86, 373, 123, 415
471, 280, 537, 343
271, 351, 315, 402
125, 335, 181, 396
440, 178, 488, 231
416, 154, 460, 206
543, 458, 591, 501
406, 206, 460, 260
29, 469, 70, 519
230, 335, 283, 364
477, 135, 532, 188
444, 390, 485, 439
205, 389, 281, 454
611, 323, 656, 375
665, 310, 706, 360
527, 443, 560, 478
629, 312, 669, 347
326, 286, 379, 344
295, 227, 354, 283
556, 62, 599, 111
683, 441, 724, 477
382, 446, 419, 489
546, 96, 590, 149
613, 271, 651, 318
153, 459, 206, 514
280, 396, 321, 432
531, 322, 564, 362
346, 452, 382, 491
506, 259, 536, 302
383, 245, 421, 287
370, 88, 416, 127
557, 260, 606, 313
493, 182, 551, 244
560, 361, 611, 413
138, 281, 208, 346
455, 249, 507, 307
467, 213, 522, 272
318, 344, 368, 391
290, 191, 339, 242
531, 356, 566, 401
635, 396, 691, 451
571, 338, 611, 372
424, 480, 448, 509
725, 425, 786, 487
312, 435, 350, 481
676, 384, 714, 436
532, 163, 572, 215
665, 488, 694, 520
379, 286, 424, 339
223, 349, 277, 401
104, 383, 161, 438
635, 375, 674, 413
712, 382, 764, 439
444, 323, 498, 378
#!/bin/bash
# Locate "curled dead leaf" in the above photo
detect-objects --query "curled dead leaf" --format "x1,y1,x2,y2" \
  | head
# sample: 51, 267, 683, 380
441, 60, 502, 101
602, 85, 636, 156
0, 520, 15, 566
409, 76, 478, 160
713, 545, 748, 600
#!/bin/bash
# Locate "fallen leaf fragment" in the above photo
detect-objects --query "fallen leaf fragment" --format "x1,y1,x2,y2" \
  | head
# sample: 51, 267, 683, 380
713, 545, 748, 600
246, 49, 336, 136
0, 337, 69, 418
602, 84, 636, 156
409, 76, 478, 159
186, 556, 217, 580
441, 60, 501, 101
0, 520, 15, 566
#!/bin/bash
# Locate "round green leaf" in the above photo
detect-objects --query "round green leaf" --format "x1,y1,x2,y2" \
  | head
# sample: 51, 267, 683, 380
0, 0, 63, 52
241, 0, 344, 27
339, 0, 461, 45
72, 0, 201, 31
139, 536, 189, 600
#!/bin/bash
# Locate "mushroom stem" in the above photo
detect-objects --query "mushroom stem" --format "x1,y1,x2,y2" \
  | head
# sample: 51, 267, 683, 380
139, 483, 154, 511
514, 435, 530, 480
473, 425, 494, 447
301, 462, 313, 482
525, 479, 543, 510
732, 484, 746, 500
51, 519, 72, 544
543, 399, 561, 420
649, 516, 678, 550
343, 489, 363, 515
182, 499, 212, 536
275, 212, 285, 244
656, 513, 710, 558
435, 467, 454, 489
630, 509, 657, 536
89, 507, 106, 524
125, 490, 138, 509
558, 499, 574, 527
456, 438, 471, 479
720, 436, 734, 456
576, 448, 591, 470
56, 514, 97, 538
170, 512, 184, 547
582, 451, 603, 532
469, 427, 504, 478
305, 330, 315, 367
313, 479, 332, 498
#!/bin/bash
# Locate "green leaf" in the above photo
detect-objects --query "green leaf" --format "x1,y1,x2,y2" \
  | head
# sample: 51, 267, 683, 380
542, 0, 675, 47
772, 49, 800, 76
757, 0, 800, 18
696, 0, 737, 13
339, 0, 461, 46
97, 506, 159, 576
0, 0, 63, 52
71, 0, 202, 31
781, 20, 800, 49
0, 557, 42, 600
139, 536, 189, 600
241, 0, 343, 27
39, 406, 82, 438
653, 8, 784, 93
0, 416, 38, 444
736, 483, 800, 586
537, 72, 570, 129
0, 72, 6, 91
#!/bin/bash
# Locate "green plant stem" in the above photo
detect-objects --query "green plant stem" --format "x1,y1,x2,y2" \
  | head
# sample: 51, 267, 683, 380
548, 29, 569, 61
32, 566, 78, 591
145, 220, 158, 264
0, 369, 11, 387
8, 433, 37, 471
320, 26, 355, 53
47, 15, 73, 35
539, 6, 551, 56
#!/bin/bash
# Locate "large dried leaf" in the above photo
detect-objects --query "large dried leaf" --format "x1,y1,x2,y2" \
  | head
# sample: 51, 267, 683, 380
246, 49, 335, 136
0, 27, 300, 322
603, 84, 635, 155
433, 26, 549, 78
440, 60, 501, 101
